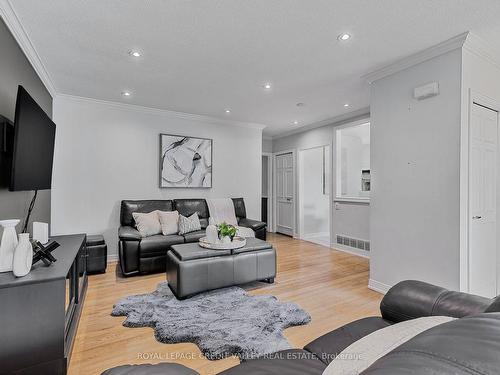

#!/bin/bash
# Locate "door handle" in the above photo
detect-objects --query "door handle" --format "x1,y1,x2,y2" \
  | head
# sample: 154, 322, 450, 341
472, 216, 482, 219
286, 198, 292, 201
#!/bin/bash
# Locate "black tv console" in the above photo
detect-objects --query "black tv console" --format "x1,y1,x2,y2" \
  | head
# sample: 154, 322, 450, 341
0, 234, 87, 374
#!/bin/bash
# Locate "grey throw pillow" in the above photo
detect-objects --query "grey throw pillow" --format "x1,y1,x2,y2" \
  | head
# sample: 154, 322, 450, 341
132, 211, 161, 237
178, 213, 202, 235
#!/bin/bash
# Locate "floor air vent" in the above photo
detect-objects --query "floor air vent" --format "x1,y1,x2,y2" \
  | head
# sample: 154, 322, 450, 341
336, 235, 370, 251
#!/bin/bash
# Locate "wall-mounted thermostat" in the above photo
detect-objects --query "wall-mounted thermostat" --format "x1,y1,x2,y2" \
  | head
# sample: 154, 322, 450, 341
413, 82, 439, 100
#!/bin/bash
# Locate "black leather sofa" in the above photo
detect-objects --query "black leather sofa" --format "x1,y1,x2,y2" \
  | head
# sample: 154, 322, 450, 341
103, 280, 500, 375
118, 198, 266, 276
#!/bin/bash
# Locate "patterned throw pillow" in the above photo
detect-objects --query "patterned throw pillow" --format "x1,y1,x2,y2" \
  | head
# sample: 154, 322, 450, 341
132, 211, 161, 237
178, 212, 202, 235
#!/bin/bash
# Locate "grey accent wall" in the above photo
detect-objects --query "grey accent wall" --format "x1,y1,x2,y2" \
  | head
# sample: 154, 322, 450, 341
0, 17, 52, 233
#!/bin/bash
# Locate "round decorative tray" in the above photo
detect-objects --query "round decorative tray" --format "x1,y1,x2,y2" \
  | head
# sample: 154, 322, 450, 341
199, 236, 247, 250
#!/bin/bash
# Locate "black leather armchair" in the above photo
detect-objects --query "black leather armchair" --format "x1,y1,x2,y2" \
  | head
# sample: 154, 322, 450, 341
118, 198, 267, 276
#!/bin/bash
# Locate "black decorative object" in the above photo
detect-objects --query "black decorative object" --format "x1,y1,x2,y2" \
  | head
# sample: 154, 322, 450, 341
32, 240, 59, 265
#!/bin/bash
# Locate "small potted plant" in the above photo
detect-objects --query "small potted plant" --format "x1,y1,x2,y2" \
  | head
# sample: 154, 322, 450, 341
217, 222, 237, 244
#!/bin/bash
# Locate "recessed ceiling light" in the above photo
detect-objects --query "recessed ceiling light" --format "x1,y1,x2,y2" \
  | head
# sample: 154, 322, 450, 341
296, 102, 305, 107
122, 91, 131, 97
225, 109, 231, 114
337, 33, 351, 41
129, 50, 142, 57
344, 103, 350, 107
263, 83, 272, 90
293, 120, 299, 125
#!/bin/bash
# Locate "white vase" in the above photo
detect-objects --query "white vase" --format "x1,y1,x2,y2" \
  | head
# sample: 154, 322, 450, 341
206, 225, 218, 244
0, 219, 20, 272
13, 233, 33, 277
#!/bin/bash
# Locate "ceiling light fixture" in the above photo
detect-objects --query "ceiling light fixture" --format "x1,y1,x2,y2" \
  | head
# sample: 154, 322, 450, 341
337, 33, 351, 41
263, 83, 272, 90
293, 120, 299, 125
296, 102, 305, 107
122, 91, 131, 97
344, 103, 350, 107
129, 50, 142, 57
225, 109, 231, 114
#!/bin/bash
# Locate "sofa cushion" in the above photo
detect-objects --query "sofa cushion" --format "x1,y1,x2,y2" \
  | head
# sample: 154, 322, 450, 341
238, 218, 266, 232
304, 317, 392, 365
139, 234, 184, 258
158, 210, 179, 235
101, 363, 199, 375
361, 313, 500, 375
178, 213, 202, 235
183, 229, 206, 243
232, 197, 247, 219
133, 211, 162, 237
323, 316, 454, 375
173, 199, 209, 228
120, 200, 173, 227
218, 349, 326, 375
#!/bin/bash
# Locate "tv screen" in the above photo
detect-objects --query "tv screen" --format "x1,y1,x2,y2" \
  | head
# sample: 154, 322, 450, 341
10, 86, 56, 191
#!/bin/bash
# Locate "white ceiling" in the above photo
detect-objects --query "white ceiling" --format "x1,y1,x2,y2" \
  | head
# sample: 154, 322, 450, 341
6, 0, 500, 136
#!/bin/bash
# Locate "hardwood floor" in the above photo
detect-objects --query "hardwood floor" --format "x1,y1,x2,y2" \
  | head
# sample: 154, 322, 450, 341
68, 233, 382, 375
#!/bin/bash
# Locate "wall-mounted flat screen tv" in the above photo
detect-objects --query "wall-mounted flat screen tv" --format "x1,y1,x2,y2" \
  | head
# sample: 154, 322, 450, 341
9, 85, 56, 191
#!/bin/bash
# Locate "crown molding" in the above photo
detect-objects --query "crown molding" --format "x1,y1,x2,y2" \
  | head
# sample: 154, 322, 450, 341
269, 107, 370, 140
0, 0, 57, 97
55, 93, 268, 130
463, 32, 500, 70
362, 32, 470, 84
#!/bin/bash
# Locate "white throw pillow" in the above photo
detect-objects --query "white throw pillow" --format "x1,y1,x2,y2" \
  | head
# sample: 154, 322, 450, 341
132, 211, 161, 238
158, 210, 179, 236
178, 213, 202, 235
322, 316, 455, 375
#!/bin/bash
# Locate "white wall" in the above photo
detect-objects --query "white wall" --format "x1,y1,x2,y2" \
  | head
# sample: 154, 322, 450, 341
272, 115, 371, 247
51, 95, 263, 257
370, 48, 463, 291
299, 147, 329, 235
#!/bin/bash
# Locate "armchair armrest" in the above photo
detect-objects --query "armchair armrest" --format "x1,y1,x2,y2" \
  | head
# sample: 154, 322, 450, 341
238, 218, 266, 231
118, 226, 142, 241
380, 280, 492, 323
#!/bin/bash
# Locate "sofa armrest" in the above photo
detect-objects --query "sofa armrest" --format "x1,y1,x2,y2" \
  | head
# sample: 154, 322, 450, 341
238, 218, 266, 231
380, 280, 492, 323
118, 226, 142, 241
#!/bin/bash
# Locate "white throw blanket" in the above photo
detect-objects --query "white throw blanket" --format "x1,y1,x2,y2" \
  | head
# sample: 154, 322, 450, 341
322, 316, 455, 375
206, 198, 255, 238
206, 198, 238, 226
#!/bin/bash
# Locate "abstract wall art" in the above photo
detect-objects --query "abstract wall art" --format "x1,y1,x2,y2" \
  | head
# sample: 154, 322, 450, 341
159, 134, 213, 188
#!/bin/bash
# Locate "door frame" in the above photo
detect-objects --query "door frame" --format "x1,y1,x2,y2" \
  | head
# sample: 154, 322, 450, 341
460, 89, 500, 293
297, 144, 331, 243
272, 149, 297, 236
262, 152, 274, 232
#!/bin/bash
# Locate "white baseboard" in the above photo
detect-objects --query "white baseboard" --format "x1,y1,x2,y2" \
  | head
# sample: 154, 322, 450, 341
331, 243, 370, 259
107, 253, 119, 263
368, 279, 392, 295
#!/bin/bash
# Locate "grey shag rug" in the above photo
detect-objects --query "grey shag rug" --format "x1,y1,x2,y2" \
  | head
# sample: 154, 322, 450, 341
111, 281, 311, 360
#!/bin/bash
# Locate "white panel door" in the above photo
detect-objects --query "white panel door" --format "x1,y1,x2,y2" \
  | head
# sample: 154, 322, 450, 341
469, 103, 498, 298
276, 152, 294, 236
